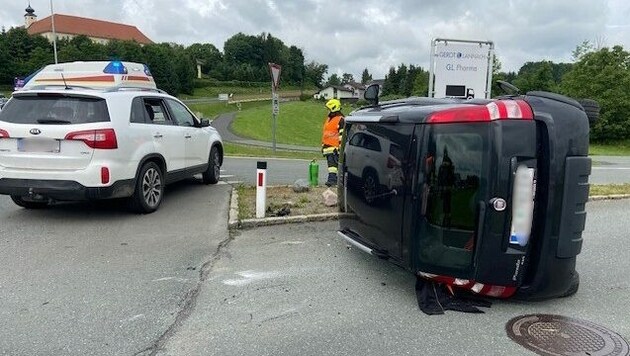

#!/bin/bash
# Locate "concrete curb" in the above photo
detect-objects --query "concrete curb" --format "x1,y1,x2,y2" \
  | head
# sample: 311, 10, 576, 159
589, 194, 630, 201
228, 188, 240, 230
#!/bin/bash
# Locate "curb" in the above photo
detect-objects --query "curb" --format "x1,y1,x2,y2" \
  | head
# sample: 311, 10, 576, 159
228, 187, 240, 230
588, 194, 630, 201
226, 187, 630, 230
227, 187, 353, 230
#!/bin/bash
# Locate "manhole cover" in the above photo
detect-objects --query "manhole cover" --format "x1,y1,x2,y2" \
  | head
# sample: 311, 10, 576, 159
506, 314, 629, 356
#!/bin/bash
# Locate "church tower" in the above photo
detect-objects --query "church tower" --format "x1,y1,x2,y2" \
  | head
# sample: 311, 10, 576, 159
24, 3, 37, 28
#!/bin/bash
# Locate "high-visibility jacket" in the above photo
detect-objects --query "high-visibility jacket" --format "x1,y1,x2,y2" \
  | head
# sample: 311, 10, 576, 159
322, 113, 344, 149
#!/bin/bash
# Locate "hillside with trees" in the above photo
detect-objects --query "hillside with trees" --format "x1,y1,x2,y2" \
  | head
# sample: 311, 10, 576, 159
1, 26, 629, 142
0, 28, 327, 95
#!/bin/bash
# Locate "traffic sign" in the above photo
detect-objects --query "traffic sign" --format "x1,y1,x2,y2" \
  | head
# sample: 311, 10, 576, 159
269, 63, 282, 91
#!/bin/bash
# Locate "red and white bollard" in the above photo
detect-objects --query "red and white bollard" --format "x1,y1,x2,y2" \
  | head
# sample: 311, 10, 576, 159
256, 161, 267, 218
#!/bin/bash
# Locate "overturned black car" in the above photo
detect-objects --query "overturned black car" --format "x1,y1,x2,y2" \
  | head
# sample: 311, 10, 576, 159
337, 84, 599, 301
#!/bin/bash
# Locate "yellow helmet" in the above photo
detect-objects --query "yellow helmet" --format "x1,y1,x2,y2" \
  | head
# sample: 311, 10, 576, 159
325, 99, 341, 112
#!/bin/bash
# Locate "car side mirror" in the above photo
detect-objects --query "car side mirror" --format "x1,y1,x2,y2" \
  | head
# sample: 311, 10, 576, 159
364, 84, 380, 106
199, 119, 211, 127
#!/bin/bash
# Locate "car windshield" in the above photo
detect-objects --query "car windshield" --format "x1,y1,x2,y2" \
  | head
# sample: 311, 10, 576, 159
0, 94, 110, 124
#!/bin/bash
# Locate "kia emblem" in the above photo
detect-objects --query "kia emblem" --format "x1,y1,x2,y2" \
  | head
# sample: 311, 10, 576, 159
29, 128, 41, 135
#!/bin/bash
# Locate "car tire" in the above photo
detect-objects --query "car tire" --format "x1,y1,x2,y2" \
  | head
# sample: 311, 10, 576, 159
578, 99, 600, 126
10, 195, 49, 209
129, 161, 164, 214
202, 146, 220, 185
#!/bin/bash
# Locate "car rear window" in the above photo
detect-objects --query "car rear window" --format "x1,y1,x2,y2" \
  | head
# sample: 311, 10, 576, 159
0, 94, 110, 124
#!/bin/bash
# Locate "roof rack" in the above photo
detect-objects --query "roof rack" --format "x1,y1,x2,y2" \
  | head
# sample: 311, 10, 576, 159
104, 84, 167, 94
23, 84, 98, 91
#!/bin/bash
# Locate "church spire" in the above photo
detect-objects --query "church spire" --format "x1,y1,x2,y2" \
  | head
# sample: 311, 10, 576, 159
25, 2, 38, 28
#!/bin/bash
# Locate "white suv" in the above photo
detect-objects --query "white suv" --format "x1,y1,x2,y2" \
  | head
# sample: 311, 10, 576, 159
0, 81, 223, 213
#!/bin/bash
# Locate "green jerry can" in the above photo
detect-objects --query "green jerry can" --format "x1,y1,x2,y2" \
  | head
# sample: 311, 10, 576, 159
309, 159, 319, 186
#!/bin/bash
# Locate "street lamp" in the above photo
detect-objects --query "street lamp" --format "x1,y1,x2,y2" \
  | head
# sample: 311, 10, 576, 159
50, 0, 58, 64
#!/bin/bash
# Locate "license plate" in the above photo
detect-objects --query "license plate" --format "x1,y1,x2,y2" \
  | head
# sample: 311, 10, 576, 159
17, 138, 61, 153
509, 165, 535, 246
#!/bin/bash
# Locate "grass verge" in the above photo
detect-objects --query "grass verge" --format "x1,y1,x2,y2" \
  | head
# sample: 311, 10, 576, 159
590, 184, 630, 196
224, 142, 320, 160
590, 141, 630, 156
231, 101, 324, 146
236, 185, 338, 220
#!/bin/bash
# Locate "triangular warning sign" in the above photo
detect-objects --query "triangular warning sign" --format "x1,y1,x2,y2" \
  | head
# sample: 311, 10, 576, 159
269, 62, 282, 91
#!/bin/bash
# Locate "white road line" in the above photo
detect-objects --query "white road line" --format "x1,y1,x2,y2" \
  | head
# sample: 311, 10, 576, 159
221, 175, 235, 178
592, 167, 630, 170
225, 180, 243, 184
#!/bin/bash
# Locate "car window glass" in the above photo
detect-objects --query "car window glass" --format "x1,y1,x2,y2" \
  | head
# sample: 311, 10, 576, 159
130, 97, 148, 124
0, 95, 110, 124
166, 99, 196, 127
363, 135, 381, 151
143, 99, 171, 125
349, 133, 363, 146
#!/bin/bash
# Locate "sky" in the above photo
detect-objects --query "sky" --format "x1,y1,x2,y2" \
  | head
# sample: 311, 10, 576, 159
1, 0, 629, 79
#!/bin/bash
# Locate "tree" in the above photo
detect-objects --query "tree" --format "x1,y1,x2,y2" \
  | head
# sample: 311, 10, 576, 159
143, 44, 181, 95
572, 40, 595, 61
561, 45, 630, 141
326, 73, 341, 86
186, 43, 223, 77
341, 73, 354, 85
304, 61, 328, 87
397, 64, 408, 96
513, 61, 557, 93
284, 46, 305, 86
361, 68, 372, 84
412, 68, 429, 96
382, 66, 398, 96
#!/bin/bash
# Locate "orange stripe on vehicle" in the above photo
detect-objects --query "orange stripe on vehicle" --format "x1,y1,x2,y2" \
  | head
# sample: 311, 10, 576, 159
125, 75, 150, 81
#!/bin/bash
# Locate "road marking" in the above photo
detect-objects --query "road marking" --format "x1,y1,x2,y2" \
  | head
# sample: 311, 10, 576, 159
225, 180, 243, 184
592, 167, 630, 170
221, 175, 235, 178
223, 270, 282, 286
153, 277, 189, 282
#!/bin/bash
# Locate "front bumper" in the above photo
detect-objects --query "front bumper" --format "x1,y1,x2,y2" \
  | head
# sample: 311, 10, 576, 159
0, 178, 135, 201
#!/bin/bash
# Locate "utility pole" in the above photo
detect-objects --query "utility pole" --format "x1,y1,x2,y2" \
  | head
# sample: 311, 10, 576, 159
50, 0, 58, 64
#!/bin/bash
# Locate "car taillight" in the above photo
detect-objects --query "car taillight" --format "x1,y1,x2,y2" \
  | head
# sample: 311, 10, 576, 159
65, 129, 118, 149
427, 100, 534, 123
0, 129, 9, 138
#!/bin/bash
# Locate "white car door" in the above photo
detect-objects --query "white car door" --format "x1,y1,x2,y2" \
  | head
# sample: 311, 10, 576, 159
165, 98, 208, 169
143, 98, 187, 173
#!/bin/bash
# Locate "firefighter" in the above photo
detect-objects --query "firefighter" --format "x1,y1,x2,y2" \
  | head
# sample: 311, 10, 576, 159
322, 99, 345, 187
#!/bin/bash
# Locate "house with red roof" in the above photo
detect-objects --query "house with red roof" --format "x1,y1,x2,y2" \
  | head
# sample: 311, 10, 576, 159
23, 4, 153, 45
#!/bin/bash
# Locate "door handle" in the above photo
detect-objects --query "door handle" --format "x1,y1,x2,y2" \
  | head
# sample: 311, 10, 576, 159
153, 133, 163, 138
185, 134, 192, 139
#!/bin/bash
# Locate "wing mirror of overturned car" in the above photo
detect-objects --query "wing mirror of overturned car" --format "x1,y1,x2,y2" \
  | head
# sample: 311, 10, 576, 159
199, 118, 211, 127
364, 83, 380, 106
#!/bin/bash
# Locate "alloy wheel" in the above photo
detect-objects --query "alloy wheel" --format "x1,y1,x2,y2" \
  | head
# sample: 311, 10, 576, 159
142, 167, 162, 208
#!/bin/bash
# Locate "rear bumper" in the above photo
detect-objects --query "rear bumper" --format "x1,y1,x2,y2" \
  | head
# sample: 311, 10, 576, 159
0, 178, 135, 201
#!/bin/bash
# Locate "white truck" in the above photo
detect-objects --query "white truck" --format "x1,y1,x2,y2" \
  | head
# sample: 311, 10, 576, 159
428, 38, 494, 99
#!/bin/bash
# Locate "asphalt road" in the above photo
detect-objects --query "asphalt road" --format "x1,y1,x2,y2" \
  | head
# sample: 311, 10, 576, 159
157, 199, 630, 356
0, 179, 231, 356
591, 156, 630, 184
223, 155, 630, 186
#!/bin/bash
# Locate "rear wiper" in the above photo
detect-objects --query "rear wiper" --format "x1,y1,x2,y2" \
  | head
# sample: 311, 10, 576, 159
36, 119, 72, 124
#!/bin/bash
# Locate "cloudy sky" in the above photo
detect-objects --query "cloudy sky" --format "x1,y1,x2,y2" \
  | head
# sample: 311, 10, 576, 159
1, 0, 629, 79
